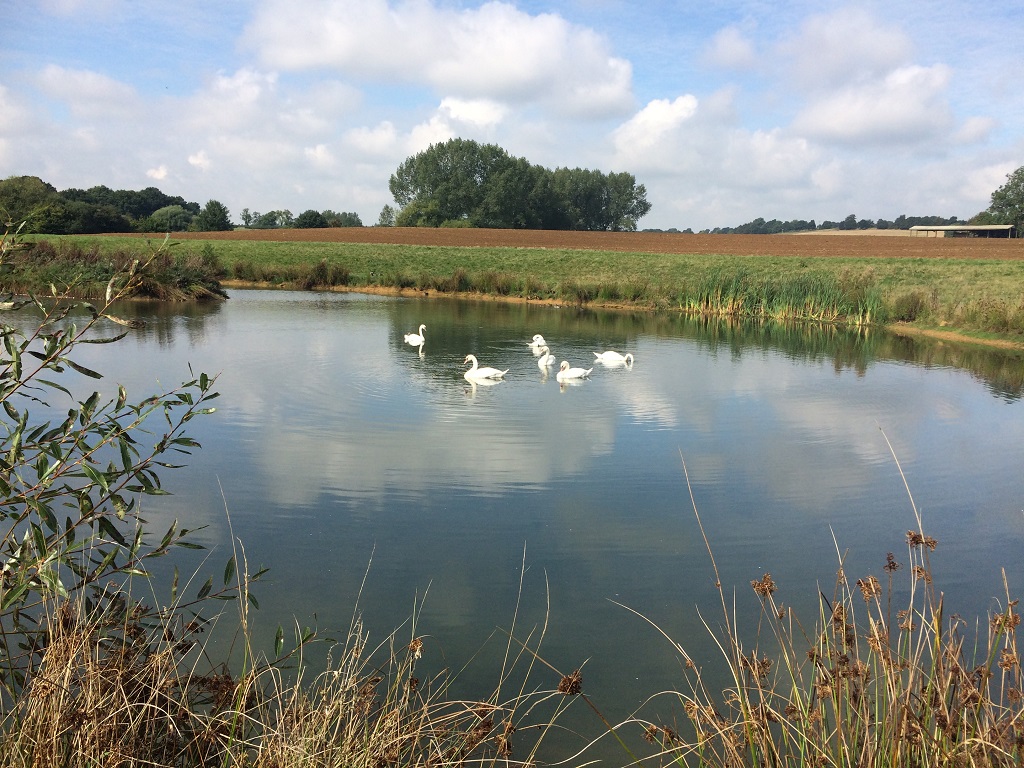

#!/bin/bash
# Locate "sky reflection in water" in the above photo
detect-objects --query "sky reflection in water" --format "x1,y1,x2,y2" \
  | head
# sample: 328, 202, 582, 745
66, 289, 1024, 742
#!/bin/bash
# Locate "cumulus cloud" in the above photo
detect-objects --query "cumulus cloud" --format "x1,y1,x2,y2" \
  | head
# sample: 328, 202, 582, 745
792, 64, 953, 144
146, 165, 169, 180
35, 65, 138, 119
703, 26, 757, 70
304, 143, 334, 167
439, 97, 508, 128
188, 150, 211, 171
242, 0, 633, 116
612, 95, 698, 163
344, 121, 399, 155
778, 8, 914, 91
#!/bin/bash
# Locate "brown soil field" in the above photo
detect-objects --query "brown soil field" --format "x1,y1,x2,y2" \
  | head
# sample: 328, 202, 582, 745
137, 228, 1024, 260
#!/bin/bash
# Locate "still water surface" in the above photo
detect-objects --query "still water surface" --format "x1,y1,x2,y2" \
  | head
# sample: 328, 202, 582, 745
71, 289, 1024, 747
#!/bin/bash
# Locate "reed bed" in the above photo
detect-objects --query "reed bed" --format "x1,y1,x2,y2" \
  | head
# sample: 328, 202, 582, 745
0, 584, 587, 767
621, 453, 1024, 768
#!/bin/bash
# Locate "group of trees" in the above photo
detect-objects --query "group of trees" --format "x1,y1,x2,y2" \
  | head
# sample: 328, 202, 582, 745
970, 165, 1024, 232
239, 208, 363, 228
0, 176, 232, 234
0, 176, 367, 234
388, 138, 652, 231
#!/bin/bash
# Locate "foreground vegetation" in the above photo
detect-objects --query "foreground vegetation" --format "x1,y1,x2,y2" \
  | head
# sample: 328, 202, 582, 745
2, 232, 1022, 766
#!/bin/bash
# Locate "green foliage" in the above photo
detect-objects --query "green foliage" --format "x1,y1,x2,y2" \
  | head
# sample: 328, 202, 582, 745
295, 209, 329, 228
2, 239, 227, 300
985, 164, 1024, 232
388, 138, 651, 231
376, 204, 396, 227
191, 199, 233, 232
0, 223, 231, 704
147, 204, 194, 232
323, 210, 362, 227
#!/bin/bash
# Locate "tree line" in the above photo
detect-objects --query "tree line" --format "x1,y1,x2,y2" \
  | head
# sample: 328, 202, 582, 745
0, 176, 362, 234
691, 213, 964, 235
3, 162, 1021, 237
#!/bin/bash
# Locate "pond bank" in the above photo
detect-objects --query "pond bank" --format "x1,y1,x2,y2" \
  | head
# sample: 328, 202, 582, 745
220, 279, 1024, 351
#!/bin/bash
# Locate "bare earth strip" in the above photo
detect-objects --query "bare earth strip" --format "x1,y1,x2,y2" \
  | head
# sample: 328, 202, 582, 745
144, 228, 1024, 261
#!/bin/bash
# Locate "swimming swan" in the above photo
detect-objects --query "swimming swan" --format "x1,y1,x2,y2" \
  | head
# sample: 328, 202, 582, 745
463, 354, 508, 381
556, 360, 592, 381
404, 324, 426, 346
537, 345, 555, 367
594, 350, 634, 366
529, 334, 547, 349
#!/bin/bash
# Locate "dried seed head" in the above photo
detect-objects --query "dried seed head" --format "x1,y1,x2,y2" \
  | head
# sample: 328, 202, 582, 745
557, 669, 583, 695
751, 573, 777, 598
856, 575, 882, 602
409, 637, 424, 659
884, 552, 900, 573
906, 530, 938, 550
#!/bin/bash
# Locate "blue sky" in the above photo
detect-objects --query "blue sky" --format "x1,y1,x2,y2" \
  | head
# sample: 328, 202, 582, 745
2, 0, 1022, 230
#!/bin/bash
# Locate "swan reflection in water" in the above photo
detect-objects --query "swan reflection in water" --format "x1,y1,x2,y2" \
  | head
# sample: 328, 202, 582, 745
404, 324, 426, 346
464, 377, 502, 397
536, 345, 555, 368
594, 350, 633, 368
463, 354, 508, 381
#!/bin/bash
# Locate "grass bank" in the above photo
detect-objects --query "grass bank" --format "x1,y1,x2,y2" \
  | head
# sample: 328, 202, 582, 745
27, 233, 1024, 342
3, 235, 226, 300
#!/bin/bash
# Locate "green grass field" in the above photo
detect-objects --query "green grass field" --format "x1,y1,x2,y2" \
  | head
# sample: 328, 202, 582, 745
22, 234, 1024, 342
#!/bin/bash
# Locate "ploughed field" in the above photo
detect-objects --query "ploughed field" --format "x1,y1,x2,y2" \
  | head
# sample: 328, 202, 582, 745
151, 227, 1023, 260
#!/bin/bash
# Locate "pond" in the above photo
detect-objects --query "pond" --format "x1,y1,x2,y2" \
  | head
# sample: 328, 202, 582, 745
59, 289, 1024, 755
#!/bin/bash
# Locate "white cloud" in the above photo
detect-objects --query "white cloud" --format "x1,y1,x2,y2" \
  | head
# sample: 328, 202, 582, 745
304, 143, 334, 167
778, 8, 914, 92
953, 116, 995, 144
612, 95, 698, 160
36, 65, 139, 119
439, 97, 508, 128
344, 121, 399, 155
146, 165, 169, 180
792, 64, 953, 144
242, 0, 633, 116
407, 115, 454, 153
703, 26, 757, 70
188, 150, 211, 171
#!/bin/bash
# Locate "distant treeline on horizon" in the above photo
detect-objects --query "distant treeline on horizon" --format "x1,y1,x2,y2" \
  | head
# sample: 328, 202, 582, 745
1, 174, 962, 237
644, 213, 963, 235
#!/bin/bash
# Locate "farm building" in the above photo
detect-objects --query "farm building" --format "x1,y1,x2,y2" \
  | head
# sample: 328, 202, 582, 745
909, 224, 1016, 238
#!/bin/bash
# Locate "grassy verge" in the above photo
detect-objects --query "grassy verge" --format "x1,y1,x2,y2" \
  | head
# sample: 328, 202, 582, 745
3, 235, 226, 300
37, 234, 1023, 342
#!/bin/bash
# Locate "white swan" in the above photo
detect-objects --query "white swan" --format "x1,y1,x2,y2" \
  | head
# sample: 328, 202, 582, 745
537, 345, 555, 368
404, 324, 426, 346
556, 360, 592, 382
594, 350, 634, 366
529, 334, 547, 349
463, 354, 508, 381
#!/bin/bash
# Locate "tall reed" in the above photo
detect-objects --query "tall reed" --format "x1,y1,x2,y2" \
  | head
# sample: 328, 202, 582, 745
623, 450, 1023, 768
